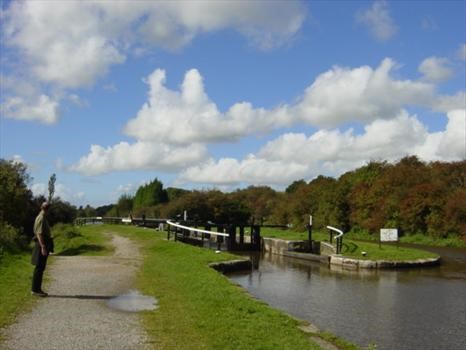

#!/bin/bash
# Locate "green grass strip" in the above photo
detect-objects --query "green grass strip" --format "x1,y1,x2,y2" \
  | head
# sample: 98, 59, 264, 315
0, 252, 35, 332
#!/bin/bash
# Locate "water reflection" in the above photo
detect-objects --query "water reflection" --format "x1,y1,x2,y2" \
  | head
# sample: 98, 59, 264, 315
107, 290, 158, 312
229, 249, 466, 350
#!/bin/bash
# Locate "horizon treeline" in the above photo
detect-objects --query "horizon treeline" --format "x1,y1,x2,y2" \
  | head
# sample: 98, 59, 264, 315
1, 156, 465, 253
87, 156, 465, 239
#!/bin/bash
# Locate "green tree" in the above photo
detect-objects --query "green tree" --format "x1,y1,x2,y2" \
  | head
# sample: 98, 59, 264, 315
133, 178, 168, 209
0, 159, 34, 231
116, 194, 133, 217
0, 159, 35, 250
48, 173, 56, 202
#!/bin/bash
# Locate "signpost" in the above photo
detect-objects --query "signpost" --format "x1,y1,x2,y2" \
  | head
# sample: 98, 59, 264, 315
380, 228, 398, 248
308, 215, 313, 252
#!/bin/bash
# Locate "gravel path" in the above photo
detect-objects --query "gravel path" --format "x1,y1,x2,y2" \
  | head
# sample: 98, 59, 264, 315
1, 234, 153, 350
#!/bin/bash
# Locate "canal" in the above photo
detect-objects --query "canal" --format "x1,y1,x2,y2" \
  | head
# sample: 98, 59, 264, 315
228, 245, 466, 350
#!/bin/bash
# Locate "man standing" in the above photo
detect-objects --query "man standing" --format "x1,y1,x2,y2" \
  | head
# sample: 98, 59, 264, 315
31, 202, 53, 297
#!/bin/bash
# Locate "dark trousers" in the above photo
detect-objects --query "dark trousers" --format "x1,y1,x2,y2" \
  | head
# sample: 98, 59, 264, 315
32, 248, 48, 292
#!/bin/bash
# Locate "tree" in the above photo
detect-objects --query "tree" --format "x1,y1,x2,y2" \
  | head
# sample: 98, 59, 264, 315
231, 186, 277, 224
133, 178, 168, 209
48, 173, 56, 202
116, 194, 133, 217
0, 159, 35, 231
0, 159, 35, 249
285, 179, 306, 194
47, 198, 77, 226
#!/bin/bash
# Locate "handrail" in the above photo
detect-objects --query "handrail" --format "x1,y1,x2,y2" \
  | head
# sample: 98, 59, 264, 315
166, 220, 229, 237
326, 225, 344, 239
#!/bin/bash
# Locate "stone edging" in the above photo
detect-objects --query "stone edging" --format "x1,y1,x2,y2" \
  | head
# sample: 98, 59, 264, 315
329, 255, 441, 269
263, 237, 441, 269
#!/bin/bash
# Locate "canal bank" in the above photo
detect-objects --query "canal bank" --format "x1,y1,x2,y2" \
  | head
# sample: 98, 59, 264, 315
262, 238, 441, 269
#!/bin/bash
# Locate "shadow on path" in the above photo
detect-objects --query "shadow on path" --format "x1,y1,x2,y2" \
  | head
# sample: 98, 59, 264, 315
47, 294, 113, 300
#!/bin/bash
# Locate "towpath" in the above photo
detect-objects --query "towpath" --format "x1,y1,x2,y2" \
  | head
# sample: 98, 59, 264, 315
1, 234, 152, 350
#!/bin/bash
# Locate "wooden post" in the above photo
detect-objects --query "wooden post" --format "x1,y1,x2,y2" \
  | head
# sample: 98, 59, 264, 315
239, 226, 244, 246
308, 215, 313, 253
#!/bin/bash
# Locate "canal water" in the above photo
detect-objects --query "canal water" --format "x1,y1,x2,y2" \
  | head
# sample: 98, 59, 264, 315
228, 245, 466, 350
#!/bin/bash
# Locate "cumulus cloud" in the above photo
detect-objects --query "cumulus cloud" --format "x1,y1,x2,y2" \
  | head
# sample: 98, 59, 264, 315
123, 68, 291, 144
295, 58, 434, 127
29, 182, 84, 203
432, 91, 466, 113
69, 141, 208, 176
178, 110, 465, 186
1, 0, 305, 123
71, 57, 463, 177
124, 59, 436, 145
418, 57, 453, 82
178, 156, 309, 186
356, 0, 398, 41
116, 183, 138, 195
1, 94, 60, 124
416, 109, 466, 161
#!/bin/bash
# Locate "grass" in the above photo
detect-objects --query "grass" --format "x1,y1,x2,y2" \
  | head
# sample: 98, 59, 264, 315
399, 233, 465, 248
53, 223, 113, 256
261, 227, 439, 261
0, 252, 35, 332
338, 241, 438, 261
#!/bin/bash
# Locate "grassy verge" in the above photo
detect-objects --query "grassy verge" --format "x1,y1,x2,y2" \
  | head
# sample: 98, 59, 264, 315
0, 252, 35, 332
261, 227, 439, 261
53, 223, 114, 256
338, 240, 438, 260
341, 230, 465, 248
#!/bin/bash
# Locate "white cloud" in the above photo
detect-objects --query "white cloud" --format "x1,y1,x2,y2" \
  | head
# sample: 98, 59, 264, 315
71, 58, 462, 177
458, 44, 466, 61
2, 1, 305, 90
1, 1, 305, 124
30, 183, 47, 197
432, 92, 466, 113
1, 94, 60, 124
418, 57, 453, 82
69, 141, 208, 176
178, 110, 465, 186
416, 109, 466, 161
116, 183, 138, 195
178, 156, 309, 186
295, 58, 434, 127
124, 59, 437, 146
356, 0, 398, 41
3, 1, 126, 89
123, 68, 291, 144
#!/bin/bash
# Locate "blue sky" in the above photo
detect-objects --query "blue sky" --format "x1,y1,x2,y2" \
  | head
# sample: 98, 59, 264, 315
1, 0, 465, 207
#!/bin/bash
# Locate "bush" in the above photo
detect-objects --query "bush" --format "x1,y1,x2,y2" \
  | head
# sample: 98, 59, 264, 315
0, 221, 29, 253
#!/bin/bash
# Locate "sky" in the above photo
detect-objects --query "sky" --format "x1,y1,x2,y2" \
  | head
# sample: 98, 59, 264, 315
1, 0, 465, 207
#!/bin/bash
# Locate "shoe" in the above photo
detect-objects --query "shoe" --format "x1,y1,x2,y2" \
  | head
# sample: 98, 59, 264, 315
31, 290, 48, 297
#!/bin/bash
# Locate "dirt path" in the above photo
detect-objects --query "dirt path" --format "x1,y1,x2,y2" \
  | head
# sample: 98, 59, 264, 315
1, 234, 153, 350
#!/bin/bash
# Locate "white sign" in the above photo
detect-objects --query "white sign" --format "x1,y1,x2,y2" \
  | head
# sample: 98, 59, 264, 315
380, 228, 398, 242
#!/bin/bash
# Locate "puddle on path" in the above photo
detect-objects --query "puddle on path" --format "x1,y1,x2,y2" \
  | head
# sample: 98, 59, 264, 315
107, 290, 158, 312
